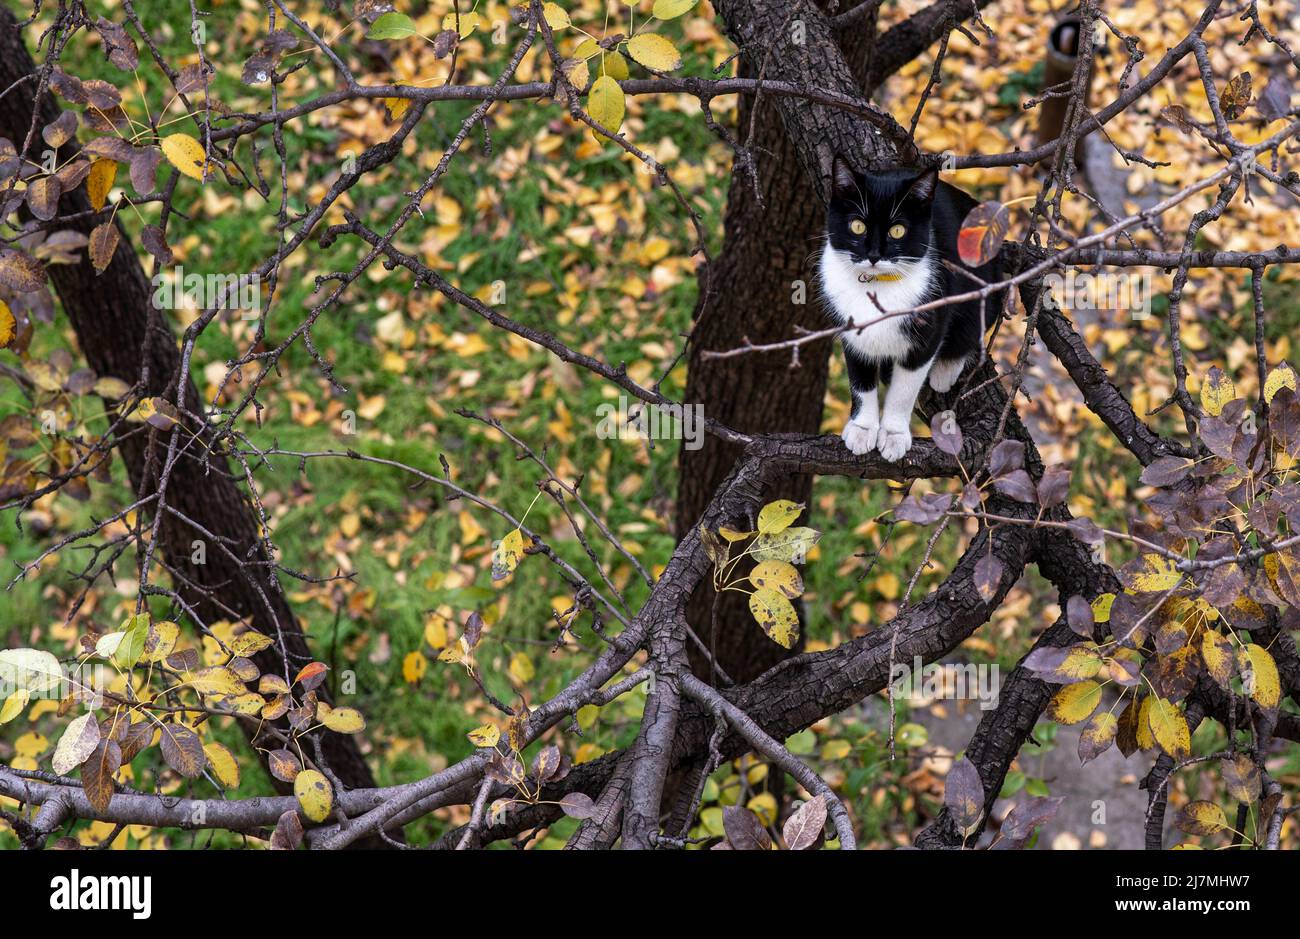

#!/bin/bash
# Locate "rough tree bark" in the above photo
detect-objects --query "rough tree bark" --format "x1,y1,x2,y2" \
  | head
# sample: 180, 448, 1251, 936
0, 9, 377, 795
677, 0, 906, 684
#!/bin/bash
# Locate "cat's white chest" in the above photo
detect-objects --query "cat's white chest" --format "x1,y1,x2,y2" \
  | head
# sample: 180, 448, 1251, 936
819, 242, 936, 362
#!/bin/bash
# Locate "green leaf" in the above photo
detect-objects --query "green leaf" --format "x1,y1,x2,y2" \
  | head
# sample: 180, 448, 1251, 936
367, 12, 417, 40
112, 613, 150, 670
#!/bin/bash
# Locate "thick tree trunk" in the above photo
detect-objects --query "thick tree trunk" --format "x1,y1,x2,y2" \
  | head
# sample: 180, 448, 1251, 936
677, 3, 894, 683
0, 9, 377, 795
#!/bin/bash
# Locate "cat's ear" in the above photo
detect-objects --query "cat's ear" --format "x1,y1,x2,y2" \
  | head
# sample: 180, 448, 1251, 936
908, 167, 939, 202
830, 155, 858, 197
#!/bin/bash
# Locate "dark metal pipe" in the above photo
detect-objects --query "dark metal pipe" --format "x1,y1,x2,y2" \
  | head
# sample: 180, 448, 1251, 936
1036, 16, 1092, 163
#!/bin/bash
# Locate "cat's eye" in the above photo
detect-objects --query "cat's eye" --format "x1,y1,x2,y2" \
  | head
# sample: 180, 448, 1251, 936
888, 223, 907, 239
849, 218, 866, 235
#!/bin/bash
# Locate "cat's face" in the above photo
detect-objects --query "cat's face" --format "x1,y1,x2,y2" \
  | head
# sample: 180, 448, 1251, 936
825, 159, 937, 280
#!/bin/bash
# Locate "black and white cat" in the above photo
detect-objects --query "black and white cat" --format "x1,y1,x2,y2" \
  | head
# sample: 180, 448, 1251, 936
819, 156, 997, 461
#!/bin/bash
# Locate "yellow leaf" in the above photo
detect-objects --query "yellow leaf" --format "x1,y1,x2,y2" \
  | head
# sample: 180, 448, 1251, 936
1264, 363, 1297, 403
317, 703, 367, 734
294, 769, 333, 822
1047, 680, 1101, 724
0, 299, 14, 350
757, 499, 803, 535
509, 651, 535, 684
459, 510, 485, 544
188, 666, 245, 697
601, 50, 630, 81
383, 91, 412, 121
223, 692, 267, 716
1148, 696, 1191, 759
561, 57, 589, 91
1128, 554, 1181, 592
442, 10, 478, 37
1078, 711, 1118, 763
1179, 800, 1226, 835
492, 528, 526, 581
86, 158, 117, 211
577, 704, 598, 730
1135, 696, 1155, 750
1058, 646, 1104, 680
625, 33, 682, 71
15, 731, 48, 759
747, 792, 778, 826
142, 620, 179, 662
423, 614, 448, 650
749, 559, 802, 598
587, 75, 625, 137
1237, 643, 1280, 710
402, 650, 427, 683
748, 587, 800, 648
228, 630, 273, 656
203, 742, 241, 789
468, 723, 500, 747
718, 526, 753, 542
1090, 593, 1115, 623
542, 2, 570, 28
160, 133, 208, 181
1198, 366, 1234, 416
652, 0, 698, 18
0, 689, 30, 724
821, 739, 852, 760
1201, 630, 1235, 688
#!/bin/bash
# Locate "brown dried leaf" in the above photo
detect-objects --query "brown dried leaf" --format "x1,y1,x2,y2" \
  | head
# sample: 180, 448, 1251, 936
0, 248, 47, 292
158, 723, 204, 778
270, 808, 304, 849
88, 221, 119, 273
95, 17, 139, 71
26, 175, 62, 221
782, 794, 827, 850
81, 739, 121, 814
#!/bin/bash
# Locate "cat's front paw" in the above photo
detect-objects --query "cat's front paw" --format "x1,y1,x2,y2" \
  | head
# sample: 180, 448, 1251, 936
877, 426, 913, 462
841, 420, 879, 455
